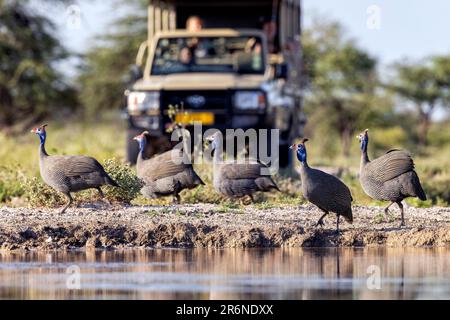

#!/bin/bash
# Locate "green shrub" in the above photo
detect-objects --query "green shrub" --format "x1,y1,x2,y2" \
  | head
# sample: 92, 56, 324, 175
0, 166, 25, 203
22, 176, 65, 207
405, 197, 433, 208
21, 158, 142, 207
101, 158, 143, 203
422, 179, 450, 206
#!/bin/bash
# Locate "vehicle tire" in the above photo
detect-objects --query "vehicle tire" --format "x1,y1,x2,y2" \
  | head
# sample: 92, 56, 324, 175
126, 128, 141, 165
279, 143, 292, 168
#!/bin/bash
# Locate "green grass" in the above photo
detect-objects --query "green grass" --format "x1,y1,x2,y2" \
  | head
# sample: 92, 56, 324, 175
0, 114, 449, 208
296, 124, 450, 207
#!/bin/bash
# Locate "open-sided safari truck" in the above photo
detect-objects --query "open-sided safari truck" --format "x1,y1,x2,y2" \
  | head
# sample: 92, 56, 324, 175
125, 0, 305, 167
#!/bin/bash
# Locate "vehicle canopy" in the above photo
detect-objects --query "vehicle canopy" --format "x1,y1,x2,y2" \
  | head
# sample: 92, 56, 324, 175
145, 0, 300, 52
138, 0, 302, 95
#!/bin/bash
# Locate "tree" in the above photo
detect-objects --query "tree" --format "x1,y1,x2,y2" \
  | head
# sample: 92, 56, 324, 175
77, 1, 147, 117
389, 56, 450, 147
0, 0, 77, 130
302, 19, 388, 157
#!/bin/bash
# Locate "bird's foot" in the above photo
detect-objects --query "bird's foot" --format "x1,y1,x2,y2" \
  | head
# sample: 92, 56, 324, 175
315, 219, 325, 228
399, 220, 406, 228
172, 196, 180, 205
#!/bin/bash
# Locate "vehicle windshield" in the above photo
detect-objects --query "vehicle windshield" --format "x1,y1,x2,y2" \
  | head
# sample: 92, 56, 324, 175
151, 36, 265, 75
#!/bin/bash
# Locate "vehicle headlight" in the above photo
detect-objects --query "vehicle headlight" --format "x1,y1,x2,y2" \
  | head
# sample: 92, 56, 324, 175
127, 91, 160, 112
233, 91, 266, 110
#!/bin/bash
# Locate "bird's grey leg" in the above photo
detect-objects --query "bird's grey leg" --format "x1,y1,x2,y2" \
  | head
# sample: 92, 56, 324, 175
97, 187, 104, 198
316, 210, 328, 227
248, 194, 255, 203
336, 215, 340, 234
60, 193, 73, 214
384, 202, 394, 215
97, 187, 111, 205
397, 202, 405, 227
172, 193, 180, 204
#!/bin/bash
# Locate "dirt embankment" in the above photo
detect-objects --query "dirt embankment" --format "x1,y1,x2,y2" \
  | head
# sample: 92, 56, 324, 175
0, 204, 449, 250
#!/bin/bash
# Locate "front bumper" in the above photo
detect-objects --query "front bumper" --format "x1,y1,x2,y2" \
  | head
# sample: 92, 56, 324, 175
127, 111, 269, 137
126, 89, 272, 136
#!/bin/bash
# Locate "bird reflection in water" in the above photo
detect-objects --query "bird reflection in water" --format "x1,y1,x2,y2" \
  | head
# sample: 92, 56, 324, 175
0, 248, 448, 300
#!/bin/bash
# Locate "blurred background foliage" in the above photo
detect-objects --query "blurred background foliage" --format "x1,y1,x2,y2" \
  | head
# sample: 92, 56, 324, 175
0, 0, 450, 207
0, 0, 77, 131
77, 0, 147, 118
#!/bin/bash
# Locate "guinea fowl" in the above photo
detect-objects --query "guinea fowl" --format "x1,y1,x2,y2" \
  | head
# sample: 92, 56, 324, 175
31, 124, 118, 213
291, 139, 353, 232
205, 131, 279, 201
133, 131, 204, 203
357, 129, 426, 226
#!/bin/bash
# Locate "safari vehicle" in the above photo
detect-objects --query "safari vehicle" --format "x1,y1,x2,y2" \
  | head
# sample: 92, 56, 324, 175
125, 0, 305, 167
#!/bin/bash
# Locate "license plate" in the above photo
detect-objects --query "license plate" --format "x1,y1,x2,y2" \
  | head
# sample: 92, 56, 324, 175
175, 112, 214, 125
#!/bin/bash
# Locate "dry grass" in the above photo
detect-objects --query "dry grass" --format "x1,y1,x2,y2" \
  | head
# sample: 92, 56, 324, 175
0, 114, 449, 208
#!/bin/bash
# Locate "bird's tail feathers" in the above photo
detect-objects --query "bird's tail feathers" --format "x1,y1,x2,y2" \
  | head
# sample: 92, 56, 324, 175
412, 171, 427, 201
194, 173, 205, 186
416, 184, 427, 201
342, 209, 353, 224
106, 175, 119, 188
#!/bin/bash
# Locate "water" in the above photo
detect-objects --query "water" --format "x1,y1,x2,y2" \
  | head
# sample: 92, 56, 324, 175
0, 248, 448, 299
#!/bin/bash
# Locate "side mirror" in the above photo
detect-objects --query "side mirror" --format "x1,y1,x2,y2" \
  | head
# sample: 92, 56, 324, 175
275, 63, 288, 80
234, 53, 254, 74
128, 64, 143, 82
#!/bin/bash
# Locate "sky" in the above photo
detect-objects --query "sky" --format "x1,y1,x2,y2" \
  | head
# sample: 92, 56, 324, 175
303, 0, 450, 65
39, 0, 450, 66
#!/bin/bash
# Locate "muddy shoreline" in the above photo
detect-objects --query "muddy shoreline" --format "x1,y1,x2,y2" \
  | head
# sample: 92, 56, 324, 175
0, 204, 449, 250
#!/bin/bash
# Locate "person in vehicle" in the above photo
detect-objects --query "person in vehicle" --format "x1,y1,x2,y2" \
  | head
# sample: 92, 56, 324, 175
180, 46, 194, 65
245, 37, 263, 71
182, 16, 205, 65
186, 15, 203, 32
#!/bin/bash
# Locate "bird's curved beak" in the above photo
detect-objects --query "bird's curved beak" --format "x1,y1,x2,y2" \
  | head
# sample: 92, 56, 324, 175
30, 128, 37, 134
133, 135, 140, 141
289, 144, 296, 150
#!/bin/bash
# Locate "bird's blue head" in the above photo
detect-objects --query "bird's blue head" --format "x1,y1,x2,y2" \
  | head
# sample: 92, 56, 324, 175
133, 131, 149, 152
357, 129, 369, 152
290, 138, 309, 164
30, 124, 47, 145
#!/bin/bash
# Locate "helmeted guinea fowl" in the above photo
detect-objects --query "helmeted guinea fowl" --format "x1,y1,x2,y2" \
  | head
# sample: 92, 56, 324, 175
357, 129, 426, 226
133, 131, 204, 203
205, 131, 279, 201
31, 124, 118, 213
291, 139, 353, 232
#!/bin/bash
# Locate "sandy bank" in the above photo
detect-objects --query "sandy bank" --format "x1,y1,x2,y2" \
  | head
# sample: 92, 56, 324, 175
0, 204, 449, 250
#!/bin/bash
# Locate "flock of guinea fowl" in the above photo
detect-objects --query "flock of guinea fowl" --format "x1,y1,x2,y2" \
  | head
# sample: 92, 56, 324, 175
30, 125, 426, 232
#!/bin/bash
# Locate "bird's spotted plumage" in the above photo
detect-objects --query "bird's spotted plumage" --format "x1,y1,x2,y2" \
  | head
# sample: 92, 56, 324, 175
134, 132, 204, 203
31, 124, 118, 213
357, 129, 426, 226
206, 132, 279, 201
292, 139, 353, 232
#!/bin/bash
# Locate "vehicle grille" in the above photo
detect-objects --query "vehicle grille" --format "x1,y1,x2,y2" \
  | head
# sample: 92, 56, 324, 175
161, 90, 231, 111
161, 90, 232, 128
